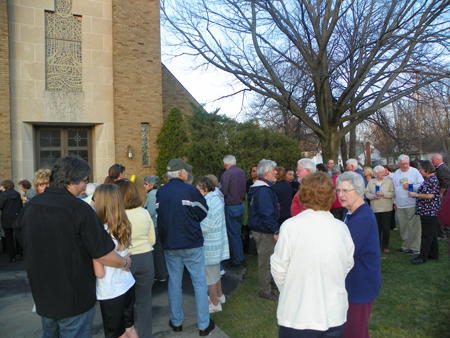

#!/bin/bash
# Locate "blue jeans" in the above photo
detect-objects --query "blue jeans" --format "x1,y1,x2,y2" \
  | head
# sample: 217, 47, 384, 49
41, 306, 94, 338
165, 247, 210, 330
225, 204, 245, 264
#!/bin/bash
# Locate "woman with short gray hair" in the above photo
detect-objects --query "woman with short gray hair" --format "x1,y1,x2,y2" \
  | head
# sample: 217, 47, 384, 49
336, 171, 381, 338
144, 175, 168, 282
365, 166, 395, 253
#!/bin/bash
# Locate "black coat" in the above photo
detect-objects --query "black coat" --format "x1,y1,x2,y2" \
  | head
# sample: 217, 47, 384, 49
0, 189, 23, 229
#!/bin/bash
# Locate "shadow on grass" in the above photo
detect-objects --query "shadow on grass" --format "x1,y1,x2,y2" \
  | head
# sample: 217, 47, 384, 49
213, 230, 450, 338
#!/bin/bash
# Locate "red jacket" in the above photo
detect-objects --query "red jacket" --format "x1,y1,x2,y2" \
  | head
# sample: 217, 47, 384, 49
290, 191, 306, 216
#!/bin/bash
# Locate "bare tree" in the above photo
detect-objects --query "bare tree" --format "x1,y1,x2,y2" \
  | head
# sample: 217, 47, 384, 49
161, 0, 450, 160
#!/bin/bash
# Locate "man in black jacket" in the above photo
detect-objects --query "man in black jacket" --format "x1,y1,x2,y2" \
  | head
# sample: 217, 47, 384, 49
0, 180, 23, 262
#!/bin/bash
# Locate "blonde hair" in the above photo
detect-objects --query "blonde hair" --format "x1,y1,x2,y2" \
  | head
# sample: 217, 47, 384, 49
33, 168, 51, 193
94, 184, 131, 251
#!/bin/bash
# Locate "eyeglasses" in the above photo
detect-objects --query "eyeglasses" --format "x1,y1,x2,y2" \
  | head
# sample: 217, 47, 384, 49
82, 178, 89, 184
336, 188, 355, 194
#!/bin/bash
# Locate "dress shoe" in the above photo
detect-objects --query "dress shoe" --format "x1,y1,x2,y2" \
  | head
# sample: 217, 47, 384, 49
169, 320, 182, 332
199, 319, 215, 336
411, 258, 425, 265
259, 292, 279, 301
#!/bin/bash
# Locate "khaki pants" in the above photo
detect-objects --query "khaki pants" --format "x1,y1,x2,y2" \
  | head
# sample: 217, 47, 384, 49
252, 231, 276, 296
397, 207, 421, 252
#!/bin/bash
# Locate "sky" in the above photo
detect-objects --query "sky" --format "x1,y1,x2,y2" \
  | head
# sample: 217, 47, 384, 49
160, 31, 251, 121
161, 54, 249, 120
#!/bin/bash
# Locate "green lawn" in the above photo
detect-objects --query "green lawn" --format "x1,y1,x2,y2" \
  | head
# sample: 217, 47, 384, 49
213, 229, 450, 338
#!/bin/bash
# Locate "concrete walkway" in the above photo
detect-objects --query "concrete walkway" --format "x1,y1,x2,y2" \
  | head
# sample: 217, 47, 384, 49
0, 252, 246, 338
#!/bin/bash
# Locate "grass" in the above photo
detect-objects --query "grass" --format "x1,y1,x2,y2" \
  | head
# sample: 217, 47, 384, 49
212, 229, 450, 338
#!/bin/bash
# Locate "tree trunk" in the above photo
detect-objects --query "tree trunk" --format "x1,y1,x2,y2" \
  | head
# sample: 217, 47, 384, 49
320, 131, 341, 165
339, 124, 348, 164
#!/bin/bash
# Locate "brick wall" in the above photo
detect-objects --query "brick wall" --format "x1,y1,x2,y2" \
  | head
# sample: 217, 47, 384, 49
0, 0, 12, 180
162, 63, 202, 118
112, 0, 163, 183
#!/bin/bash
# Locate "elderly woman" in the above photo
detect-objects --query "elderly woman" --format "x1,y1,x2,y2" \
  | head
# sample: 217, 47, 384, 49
114, 179, 155, 338
33, 168, 51, 194
408, 160, 441, 264
196, 176, 230, 313
271, 172, 354, 337
143, 175, 168, 282
336, 172, 381, 338
272, 167, 293, 226
365, 165, 395, 253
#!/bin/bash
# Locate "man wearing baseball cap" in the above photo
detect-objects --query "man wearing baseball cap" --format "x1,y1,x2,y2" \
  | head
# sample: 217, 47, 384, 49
156, 158, 215, 336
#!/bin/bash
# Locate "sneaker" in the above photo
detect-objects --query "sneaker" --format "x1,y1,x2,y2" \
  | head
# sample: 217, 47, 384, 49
208, 301, 222, 313
208, 295, 226, 304
406, 250, 420, 255
396, 248, 406, 253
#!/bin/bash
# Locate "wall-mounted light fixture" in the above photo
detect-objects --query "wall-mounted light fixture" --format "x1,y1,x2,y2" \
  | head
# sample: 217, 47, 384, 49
127, 145, 133, 159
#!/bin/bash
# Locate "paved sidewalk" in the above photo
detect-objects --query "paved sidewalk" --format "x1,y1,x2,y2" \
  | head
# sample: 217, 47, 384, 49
0, 252, 246, 338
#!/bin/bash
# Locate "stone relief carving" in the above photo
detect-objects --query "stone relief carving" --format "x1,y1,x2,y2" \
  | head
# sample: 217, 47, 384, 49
45, 0, 82, 92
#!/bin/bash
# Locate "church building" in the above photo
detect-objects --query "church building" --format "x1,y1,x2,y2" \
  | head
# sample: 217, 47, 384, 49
0, 0, 199, 185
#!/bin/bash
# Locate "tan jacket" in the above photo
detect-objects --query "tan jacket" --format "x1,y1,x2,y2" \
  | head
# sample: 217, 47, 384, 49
365, 178, 395, 213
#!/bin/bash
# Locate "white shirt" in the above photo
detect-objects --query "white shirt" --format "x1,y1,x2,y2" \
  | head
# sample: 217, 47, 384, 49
392, 167, 424, 209
96, 225, 135, 300
271, 209, 354, 330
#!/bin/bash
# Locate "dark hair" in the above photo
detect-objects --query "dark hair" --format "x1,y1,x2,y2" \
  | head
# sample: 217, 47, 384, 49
19, 179, 32, 190
410, 160, 419, 169
299, 172, 336, 211
316, 163, 327, 173
1, 180, 14, 190
195, 176, 216, 193
49, 155, 91, 189
104, 164, 125, 184
275, 166, 286, 182
419, 160, 435, 174
114, 179, 142, 209
285, 168, 294, 173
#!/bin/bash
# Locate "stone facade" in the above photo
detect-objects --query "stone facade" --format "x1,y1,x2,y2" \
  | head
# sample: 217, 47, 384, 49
0, 0, 12, 180
3, 0, 200, 189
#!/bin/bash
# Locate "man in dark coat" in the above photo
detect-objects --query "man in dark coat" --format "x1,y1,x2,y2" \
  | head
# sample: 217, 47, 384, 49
0, 180, 23, 262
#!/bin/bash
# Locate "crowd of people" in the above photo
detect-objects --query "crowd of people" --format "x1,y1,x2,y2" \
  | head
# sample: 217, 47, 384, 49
0, 152, 449, 338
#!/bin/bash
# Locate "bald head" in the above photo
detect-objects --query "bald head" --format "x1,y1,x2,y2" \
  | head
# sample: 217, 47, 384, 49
432, 154, 443, 167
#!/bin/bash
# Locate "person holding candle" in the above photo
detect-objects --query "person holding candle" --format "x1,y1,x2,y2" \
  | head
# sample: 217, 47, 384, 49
365, 166, 395, 253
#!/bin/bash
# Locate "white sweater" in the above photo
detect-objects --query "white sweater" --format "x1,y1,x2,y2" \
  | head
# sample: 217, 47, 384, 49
392, 167, 423, 209
270, 209, 354, 331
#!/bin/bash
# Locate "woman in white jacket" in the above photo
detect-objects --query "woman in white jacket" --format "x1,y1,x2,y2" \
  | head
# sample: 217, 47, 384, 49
271, 172, 354, 338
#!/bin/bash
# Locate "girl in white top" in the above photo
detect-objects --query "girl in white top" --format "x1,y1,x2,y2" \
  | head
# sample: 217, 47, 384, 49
92, 184, 138, 338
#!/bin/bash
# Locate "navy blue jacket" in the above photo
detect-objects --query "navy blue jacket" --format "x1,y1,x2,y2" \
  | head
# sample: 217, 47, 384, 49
272, 181, 293, 219
343, 203, 381, 304
156, 178, 208, 250
247, 179, 280, 234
